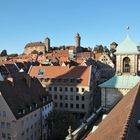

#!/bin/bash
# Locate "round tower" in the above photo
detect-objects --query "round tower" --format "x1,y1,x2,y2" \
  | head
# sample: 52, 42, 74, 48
75, 33, 81, 48
44, 37, 50, 52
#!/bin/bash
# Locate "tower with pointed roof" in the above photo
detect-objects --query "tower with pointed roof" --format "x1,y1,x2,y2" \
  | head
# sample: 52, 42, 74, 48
115, 35, 139, 75
75, 33, 81, 48
99, 35, 140, 111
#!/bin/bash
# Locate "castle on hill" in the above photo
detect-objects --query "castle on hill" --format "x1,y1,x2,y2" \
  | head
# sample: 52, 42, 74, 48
24, 33, 82, 57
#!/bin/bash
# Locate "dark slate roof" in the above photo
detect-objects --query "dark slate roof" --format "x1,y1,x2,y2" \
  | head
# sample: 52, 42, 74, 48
0, 65, 9, 75
15, 62, 28, 72
86, 82, 140, 140
5, 64, 19, 75
0, 73, 51, 119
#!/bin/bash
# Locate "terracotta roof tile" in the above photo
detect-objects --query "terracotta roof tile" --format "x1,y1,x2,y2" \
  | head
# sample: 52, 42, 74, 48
25, 42, 45, 48
29, 66, 91, 86
85, 82, 140, 140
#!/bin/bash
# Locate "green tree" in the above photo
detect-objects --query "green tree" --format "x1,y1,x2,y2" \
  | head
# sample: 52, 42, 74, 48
104, 46, 110, 54
31, 50, 38, 54
0, 49, 7, 56
94, 45, 104, 53
8, 53, 18, 57
110, 48, 116, 54
46, 110, 79, 140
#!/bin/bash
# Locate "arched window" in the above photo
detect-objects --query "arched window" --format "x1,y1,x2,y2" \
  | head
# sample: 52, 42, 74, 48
123, 57, 130, 73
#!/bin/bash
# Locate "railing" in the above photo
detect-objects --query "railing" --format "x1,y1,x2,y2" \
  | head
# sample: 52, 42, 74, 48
65, 107, 103, 140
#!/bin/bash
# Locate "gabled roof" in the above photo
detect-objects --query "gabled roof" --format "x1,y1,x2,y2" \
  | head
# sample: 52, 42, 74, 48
115, 36, 139, 54
25, 42, 45, 48
29, 66, 91, 86
0, 73, 51, 119
86, 82, 140, 140
99, 75, 140, 89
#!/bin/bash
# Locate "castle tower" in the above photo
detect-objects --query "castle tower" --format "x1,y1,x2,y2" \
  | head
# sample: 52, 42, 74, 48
75, 33, 81, 48
44, 37, 50, 52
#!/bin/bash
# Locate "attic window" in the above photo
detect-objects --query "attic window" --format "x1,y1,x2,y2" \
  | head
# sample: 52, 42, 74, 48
38, 69, 45, 76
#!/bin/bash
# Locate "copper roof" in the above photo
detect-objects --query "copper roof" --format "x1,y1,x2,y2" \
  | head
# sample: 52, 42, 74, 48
85, 82, 140, 140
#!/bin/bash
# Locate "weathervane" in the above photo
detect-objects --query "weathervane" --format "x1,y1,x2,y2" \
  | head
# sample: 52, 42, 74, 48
126, 26, 130, 36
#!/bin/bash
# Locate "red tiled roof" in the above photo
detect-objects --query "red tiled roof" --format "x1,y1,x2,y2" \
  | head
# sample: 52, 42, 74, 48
29, 66, 91, 86
25, 42, 45, 48
85, 82, 140, 140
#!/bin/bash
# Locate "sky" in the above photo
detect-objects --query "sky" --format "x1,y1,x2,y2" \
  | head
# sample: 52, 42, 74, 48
0, 0, 140, 54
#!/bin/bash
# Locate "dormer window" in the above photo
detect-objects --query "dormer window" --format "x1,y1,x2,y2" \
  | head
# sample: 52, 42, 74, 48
38, 69, 45, 76
22, 109, 25, 114
29, 106, 32, 111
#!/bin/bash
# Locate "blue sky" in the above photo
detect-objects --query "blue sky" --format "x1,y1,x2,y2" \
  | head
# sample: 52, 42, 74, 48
0, 0, 140, 54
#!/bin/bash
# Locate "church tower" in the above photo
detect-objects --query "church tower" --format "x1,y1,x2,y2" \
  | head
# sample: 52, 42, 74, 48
44, 37, 50, 52
115, 35, 139, 75
75, 33, 81, 48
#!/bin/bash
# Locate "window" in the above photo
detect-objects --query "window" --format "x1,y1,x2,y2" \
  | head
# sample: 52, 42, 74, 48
59, 87, 62, 92
60, 95, 63, 100
60, 103, 63, 107
81, 104, 85, 109
3, 111, 6, 117
54, 94, 57, 99
26, 128, 29, 133
70, 104, 73, 108
49, 87, 52, 91
76, 88, 79, 92
55, 102, 58, 107
123, 57, 130, 73
82, 88, 85, 92
65, 95, 68, 100
70, 87, 73, 92
38, 69, 45, 76
8, 134, 12, 140
7, 123, 11, 129
76, 104, 79, 108
21, 131, 24, 136
1, 122, 5, 128
54, 87, 57, 91
65, 103, 68, 108
2, 133, 6, 139
31, 125, 33, 129
82, 96, 85, 101
65, 87, 68, 92
31, 134, 33, 139
76, 96, 79, 101
70, 95, 73, 100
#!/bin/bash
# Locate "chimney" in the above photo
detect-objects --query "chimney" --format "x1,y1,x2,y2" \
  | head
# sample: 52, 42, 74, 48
26, 74, 31, 88
7, 77, 14, 86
